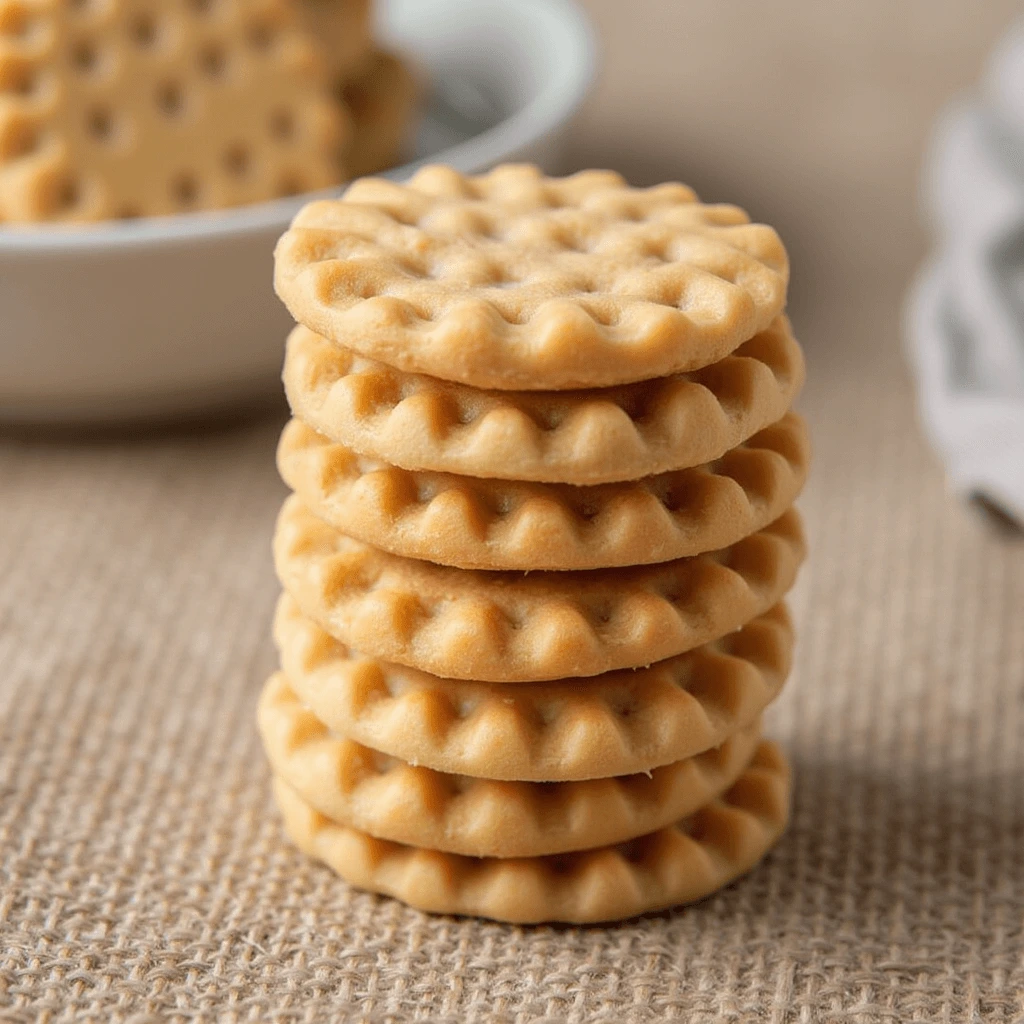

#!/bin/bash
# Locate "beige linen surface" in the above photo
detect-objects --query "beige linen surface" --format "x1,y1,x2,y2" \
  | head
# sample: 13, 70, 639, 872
3, 2, 1024, 1021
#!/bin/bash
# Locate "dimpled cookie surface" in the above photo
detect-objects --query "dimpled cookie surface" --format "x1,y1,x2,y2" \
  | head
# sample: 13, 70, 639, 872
276, 411, 810, 570
273, 594, 794, 781
274, 164, 789, 389
280, 319, 805, 483
272, 494, 806, 682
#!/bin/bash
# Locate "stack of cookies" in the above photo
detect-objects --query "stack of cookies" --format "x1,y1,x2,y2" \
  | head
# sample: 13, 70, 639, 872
0, 0, 417, 222
263, 164, 808, 924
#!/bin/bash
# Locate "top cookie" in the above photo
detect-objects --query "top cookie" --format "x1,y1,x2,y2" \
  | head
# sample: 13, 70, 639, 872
274, 164, 790, 389
0, 0, 347, 222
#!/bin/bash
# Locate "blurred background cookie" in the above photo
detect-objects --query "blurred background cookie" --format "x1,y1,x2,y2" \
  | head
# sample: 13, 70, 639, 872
0, 0, 349, 221
296, 0, 372, 84
341, 48, 419, 178
0, 0, 423, 223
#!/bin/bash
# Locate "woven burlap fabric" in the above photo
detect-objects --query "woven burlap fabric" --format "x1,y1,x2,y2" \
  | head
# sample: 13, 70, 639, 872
2, 269, 1023, 1022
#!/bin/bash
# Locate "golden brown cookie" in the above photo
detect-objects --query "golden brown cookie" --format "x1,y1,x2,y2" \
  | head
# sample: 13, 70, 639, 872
0, 0, 347, 222
259, 671, 763, 857
342, 48, 419, 179
273, 494, 805, 682
272, 741, 791, 923
281, 319, 805, 483
277, 412, 809, 570
273, 164, 789, 389
274, 594, 792, 781
297, 0, 371, 84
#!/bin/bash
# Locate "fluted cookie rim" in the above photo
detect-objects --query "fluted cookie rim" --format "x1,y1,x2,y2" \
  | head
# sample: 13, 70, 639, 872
272, 740, 791, 924
273, 495, 805, 682
259, 671, 763, 858
273, 164, 789, 390
281, 318, 805, 484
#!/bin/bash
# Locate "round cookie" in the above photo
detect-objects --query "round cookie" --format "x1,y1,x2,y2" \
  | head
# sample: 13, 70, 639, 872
273, 594, 793, 781
281, 319, 805, 483
273, 164, 790, 390
272, 741, 792, 924
273, 494, 806, 682
259, 671, 762, 858
277, 412, 810, 570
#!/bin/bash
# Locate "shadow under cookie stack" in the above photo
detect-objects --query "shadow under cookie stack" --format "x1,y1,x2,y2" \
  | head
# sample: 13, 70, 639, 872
262, 164, 808, 924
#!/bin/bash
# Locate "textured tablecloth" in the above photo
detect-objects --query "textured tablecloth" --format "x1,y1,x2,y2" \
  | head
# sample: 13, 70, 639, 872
4, 3, 1024, 1020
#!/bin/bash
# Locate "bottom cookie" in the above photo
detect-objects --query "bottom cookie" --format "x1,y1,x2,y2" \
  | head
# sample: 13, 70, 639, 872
272, 741, 791, 924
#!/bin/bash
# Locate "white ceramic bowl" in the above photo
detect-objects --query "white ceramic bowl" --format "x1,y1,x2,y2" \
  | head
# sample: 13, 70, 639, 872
0, 0, 595, 422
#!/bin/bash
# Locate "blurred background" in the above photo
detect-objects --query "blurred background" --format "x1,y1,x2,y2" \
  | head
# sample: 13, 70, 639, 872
571, 0, 1016, 336
565, 0, 1024, 529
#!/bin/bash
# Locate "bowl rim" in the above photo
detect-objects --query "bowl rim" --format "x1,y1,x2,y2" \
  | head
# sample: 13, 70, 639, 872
0, 0, 595, 256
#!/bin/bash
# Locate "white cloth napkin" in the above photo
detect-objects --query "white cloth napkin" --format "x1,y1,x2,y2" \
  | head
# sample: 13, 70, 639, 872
907, 22, 1024, 524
